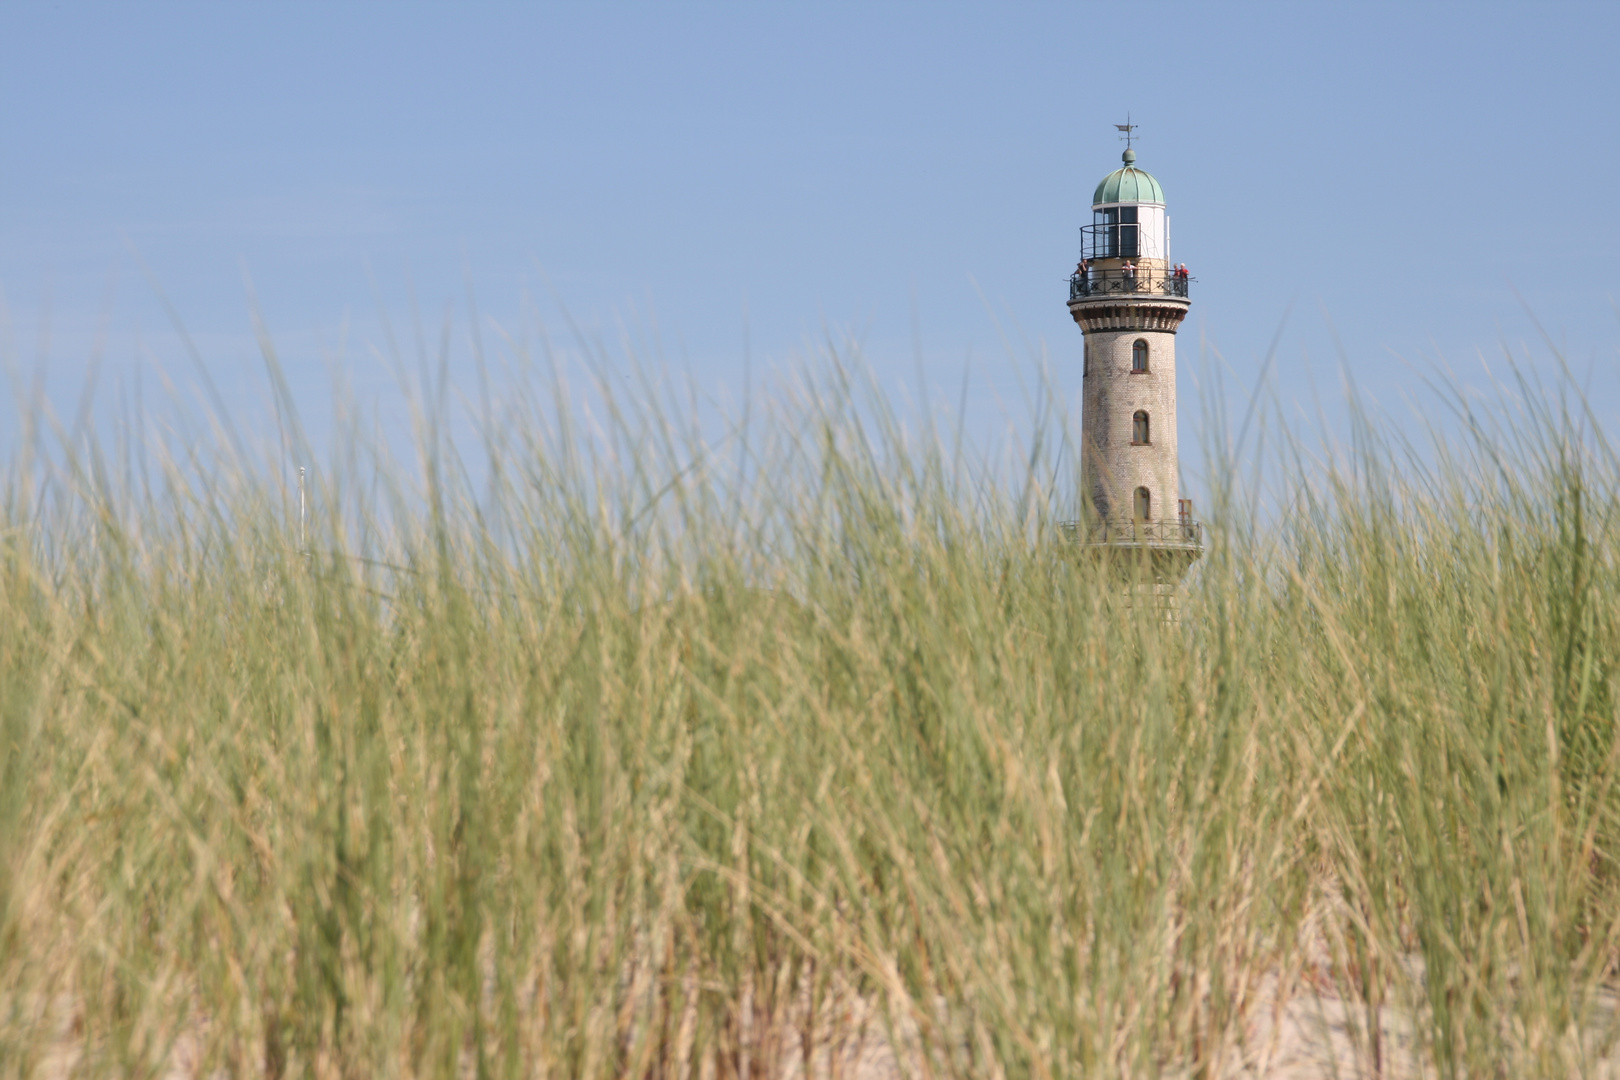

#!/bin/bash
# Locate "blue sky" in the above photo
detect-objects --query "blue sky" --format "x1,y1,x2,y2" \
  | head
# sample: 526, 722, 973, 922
2, 2, 1617, 496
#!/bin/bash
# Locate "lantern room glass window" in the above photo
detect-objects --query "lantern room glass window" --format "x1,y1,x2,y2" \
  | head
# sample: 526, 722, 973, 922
1093, 206, 1139, 259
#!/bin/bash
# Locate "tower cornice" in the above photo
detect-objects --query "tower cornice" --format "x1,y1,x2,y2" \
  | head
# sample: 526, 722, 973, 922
1066, 296, 1190, 335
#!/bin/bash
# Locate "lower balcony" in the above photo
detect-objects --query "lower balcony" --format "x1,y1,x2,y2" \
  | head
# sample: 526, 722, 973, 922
1069, 269, 1191, 301
1059, 518, 1204, 554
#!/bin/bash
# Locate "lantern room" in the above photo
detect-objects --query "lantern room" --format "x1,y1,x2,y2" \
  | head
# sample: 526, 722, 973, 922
1080, 148, 1169, 265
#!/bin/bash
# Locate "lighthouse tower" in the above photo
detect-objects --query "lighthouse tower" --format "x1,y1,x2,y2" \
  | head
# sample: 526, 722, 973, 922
1067, 132, 1201, 575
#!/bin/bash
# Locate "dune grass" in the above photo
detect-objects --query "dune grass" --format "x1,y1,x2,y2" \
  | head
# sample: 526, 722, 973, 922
1, 337, 1618, 1079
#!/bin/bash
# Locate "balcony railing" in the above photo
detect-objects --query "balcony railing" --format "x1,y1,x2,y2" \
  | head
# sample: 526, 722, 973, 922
1069, 269, 1191, 301
1080, 221, 1149, 262
1059, 518, 1204, 551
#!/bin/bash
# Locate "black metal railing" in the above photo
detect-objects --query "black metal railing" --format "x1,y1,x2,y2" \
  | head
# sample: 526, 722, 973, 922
1059, 518, 1204, 550
1069, 269, 1191, 301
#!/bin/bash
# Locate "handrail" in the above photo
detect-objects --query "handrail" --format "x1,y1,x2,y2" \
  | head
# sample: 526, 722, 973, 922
1069, 269, 1191, 301
1058, 518, 1204, 549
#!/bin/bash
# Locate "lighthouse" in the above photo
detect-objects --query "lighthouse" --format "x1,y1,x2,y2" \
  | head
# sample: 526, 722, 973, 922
1067, 128, 1201, 577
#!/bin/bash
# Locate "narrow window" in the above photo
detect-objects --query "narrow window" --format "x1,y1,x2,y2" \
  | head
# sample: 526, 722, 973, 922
1134, 486, 1151, 521
1094, 208, 1120, 258
1133, 410, 1150, 445
1083, 340, 1090, 376
1118, 206, 1139, 259
1132, 339, 1149, 372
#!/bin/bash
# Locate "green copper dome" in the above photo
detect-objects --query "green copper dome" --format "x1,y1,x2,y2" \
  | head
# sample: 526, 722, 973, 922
1092, 148, 1165, 205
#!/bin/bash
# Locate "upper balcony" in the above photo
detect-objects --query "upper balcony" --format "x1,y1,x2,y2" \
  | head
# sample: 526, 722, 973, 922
1069, 268, 1191, 302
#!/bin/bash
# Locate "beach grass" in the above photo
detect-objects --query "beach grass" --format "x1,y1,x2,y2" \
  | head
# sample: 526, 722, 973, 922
1, 336, 1617, 1079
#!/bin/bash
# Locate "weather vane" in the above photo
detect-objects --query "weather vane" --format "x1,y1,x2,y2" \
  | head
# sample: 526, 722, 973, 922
1115, 116, 1137, 151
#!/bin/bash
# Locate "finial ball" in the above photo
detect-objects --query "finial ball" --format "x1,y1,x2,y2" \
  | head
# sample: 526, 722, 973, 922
1122, 148, 1136, 166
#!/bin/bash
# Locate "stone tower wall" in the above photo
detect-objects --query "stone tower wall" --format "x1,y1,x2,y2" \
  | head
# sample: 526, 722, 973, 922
1074, 301, 1188, 522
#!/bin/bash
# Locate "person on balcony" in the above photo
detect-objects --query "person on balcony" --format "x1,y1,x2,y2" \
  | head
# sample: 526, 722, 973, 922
1121, 260, 1136, 289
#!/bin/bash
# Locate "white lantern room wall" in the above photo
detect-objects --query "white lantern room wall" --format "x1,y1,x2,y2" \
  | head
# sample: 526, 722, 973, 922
1090, 202, 1167, 262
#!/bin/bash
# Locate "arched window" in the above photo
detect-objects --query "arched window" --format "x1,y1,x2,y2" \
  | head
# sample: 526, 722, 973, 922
1134, 487, 1152, 521
1132, 339, 1149, 372
1133, 410, 1150, 445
